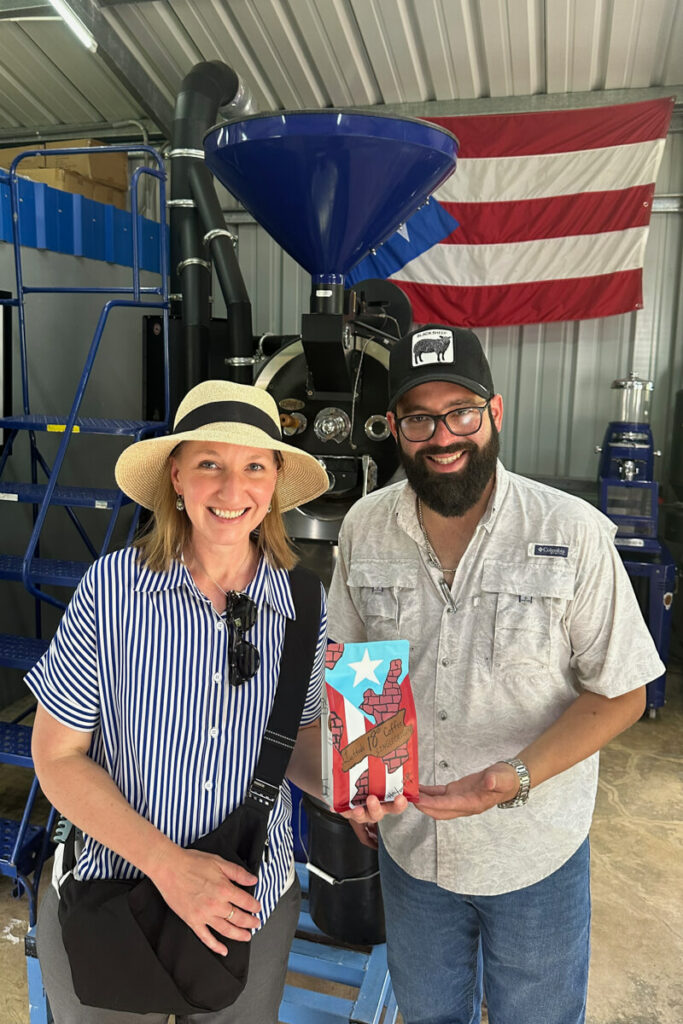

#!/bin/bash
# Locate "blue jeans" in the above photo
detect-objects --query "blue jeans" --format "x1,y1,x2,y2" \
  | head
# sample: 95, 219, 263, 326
378, 836, 591, 1024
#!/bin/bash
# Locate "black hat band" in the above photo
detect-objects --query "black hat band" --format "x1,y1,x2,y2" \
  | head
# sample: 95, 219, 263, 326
173, 401, 282, 442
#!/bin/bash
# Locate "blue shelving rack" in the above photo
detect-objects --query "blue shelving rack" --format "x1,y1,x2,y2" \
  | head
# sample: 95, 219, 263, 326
0, 144, 170, 924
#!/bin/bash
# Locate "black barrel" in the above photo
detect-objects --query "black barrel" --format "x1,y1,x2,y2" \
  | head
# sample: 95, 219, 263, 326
302, 795, 385, 946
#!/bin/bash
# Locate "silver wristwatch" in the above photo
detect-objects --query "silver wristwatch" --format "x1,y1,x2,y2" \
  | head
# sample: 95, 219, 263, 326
497, 758, 531, 808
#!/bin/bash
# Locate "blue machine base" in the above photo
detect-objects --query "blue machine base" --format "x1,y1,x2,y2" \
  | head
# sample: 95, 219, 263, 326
621, 546, 676, 712
24, 864, 397, 1024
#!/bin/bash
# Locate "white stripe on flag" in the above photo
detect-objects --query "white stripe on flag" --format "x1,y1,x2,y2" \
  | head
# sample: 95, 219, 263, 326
391, 226, 649, 287
436, 139, 665, 203
384, 763, 404, 802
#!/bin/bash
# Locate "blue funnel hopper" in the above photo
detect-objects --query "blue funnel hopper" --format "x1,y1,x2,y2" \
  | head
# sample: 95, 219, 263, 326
204, 110, 458, 286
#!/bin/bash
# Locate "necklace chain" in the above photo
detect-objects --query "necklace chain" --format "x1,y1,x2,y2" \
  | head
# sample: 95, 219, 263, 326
189, 545, 254, 600
417, 498, 459, 574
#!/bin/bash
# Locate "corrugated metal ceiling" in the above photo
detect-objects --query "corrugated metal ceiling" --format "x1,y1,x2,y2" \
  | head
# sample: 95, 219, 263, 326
0, 0, 681, 142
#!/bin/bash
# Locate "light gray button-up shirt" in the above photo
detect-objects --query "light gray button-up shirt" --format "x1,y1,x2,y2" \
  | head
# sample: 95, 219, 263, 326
327, 462, 664, 895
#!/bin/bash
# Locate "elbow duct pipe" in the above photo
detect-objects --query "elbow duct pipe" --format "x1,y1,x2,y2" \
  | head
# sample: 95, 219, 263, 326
170, 61, 255, 394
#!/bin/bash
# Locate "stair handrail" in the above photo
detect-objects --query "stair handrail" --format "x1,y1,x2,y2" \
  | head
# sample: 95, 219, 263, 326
3, 147, 171, 606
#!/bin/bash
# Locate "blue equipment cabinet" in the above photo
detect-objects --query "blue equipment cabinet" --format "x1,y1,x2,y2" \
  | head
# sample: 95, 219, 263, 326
596, 373, 676, 714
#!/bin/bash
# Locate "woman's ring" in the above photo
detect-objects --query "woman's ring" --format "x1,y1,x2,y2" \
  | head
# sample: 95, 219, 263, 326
227, 908, 235, 921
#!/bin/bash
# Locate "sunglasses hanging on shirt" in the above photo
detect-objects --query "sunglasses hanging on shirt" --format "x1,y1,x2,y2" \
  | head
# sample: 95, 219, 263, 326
225, 592, 260, 686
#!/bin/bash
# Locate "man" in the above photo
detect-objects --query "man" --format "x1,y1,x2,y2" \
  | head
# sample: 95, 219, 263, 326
326, 324, 664, 1024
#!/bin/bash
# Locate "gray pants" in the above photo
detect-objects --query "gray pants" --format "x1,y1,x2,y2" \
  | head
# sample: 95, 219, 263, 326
36, 878, 301, 1024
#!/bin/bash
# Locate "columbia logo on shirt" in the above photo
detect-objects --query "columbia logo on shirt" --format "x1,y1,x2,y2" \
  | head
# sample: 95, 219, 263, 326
528, 543, 569, 558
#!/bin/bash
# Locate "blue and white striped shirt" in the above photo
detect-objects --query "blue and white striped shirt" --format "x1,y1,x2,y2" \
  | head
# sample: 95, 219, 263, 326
25, 545, 326, 924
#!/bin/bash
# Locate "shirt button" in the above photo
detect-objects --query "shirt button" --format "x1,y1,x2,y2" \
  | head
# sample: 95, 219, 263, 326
215, 620, 224, 630
438, 710, 448, 721
204, 781, 213, 792
441, 658, 450, 667
209, 727, 219, 739
213, 672, 222, 684
439, 759, 449, 769
446, 607, 453, 614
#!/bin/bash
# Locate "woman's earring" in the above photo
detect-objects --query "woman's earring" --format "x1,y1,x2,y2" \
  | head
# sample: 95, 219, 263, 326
267, 504, 272, 514
176, 495, 185, 511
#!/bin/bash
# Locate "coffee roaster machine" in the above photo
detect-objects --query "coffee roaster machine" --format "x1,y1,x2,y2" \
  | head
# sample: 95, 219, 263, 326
595, 373, 676, 715
150, 61, 459, 583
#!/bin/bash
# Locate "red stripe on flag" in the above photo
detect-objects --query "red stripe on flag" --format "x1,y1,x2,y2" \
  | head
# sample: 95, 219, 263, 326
441, 184, 655, 244
426, 98, 674, 158
395, 270, 643, 329
400, 674, 420, 803
327, 686, 350, 812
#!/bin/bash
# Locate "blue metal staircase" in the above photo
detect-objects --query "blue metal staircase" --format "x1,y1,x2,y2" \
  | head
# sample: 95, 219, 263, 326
0, 145, 170, 924
0, 716, 57, 926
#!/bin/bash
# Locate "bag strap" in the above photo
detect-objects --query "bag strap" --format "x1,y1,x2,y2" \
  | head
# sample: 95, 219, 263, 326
244, 565, 321, 814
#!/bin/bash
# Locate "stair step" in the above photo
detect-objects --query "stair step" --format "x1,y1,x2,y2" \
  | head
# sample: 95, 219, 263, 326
0, 414, 164, 437
0, 818, 45, 875
0, 482, 129, 509
0, 634, 49, 670
0, 721, 33, 768
0, 555, 90, 587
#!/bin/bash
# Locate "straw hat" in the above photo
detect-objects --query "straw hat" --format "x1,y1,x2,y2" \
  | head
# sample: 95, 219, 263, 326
115, 379, 329, 512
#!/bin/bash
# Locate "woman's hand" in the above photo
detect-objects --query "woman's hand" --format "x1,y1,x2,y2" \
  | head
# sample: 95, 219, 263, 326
342, 793, 408, 849
149, 846, 262, 956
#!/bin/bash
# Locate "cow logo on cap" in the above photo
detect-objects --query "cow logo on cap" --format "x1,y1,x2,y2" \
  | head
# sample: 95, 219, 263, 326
411, 328, 454, 367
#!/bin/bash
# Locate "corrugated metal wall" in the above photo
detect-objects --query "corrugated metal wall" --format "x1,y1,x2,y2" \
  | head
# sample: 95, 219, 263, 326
215, 126, 682, 492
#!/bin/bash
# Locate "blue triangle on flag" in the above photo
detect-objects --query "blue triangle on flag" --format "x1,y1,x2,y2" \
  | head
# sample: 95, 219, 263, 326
346, 200, 458, 287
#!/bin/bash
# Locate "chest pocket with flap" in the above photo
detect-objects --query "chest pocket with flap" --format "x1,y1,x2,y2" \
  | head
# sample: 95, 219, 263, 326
480, 559, 574, 670
346, 561, 419, 643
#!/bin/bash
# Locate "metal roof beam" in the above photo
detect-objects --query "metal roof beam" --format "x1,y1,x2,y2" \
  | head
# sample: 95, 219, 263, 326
56, 0, 174, 138
368, 85, 683, 117
0, 118, 162, 144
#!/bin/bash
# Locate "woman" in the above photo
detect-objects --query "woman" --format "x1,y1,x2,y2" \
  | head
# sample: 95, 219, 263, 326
28, 379, 406, 1023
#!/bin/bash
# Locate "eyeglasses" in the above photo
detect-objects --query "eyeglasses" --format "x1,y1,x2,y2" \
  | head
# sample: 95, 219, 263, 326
396, 400, 491, 442
225, 592, 260, 686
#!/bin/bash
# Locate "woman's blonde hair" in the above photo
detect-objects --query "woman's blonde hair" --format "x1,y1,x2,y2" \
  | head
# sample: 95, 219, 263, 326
134, 448, 297, 573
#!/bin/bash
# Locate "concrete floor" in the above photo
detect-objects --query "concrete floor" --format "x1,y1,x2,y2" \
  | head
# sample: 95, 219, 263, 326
1, 669, 681, 1024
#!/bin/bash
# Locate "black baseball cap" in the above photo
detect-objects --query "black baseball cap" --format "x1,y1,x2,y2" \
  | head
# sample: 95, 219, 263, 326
388, 324, 494, 410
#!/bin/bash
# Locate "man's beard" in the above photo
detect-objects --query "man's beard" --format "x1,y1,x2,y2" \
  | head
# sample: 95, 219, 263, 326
398, 421, 500, 518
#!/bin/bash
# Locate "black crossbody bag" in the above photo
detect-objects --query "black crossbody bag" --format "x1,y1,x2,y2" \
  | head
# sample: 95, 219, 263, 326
57, 566, 321, 1015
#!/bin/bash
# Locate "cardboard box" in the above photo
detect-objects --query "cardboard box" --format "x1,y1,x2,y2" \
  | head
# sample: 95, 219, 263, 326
0, 144, 47, 171
20, 168, 128, 210
44, 139, 129, 191
0, 140, 128, 191
322, 639, 419, 813
91, 183, 128, 210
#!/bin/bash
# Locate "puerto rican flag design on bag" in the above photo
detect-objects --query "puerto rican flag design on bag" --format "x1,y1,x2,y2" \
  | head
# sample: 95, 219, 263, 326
322, 640, 419, 813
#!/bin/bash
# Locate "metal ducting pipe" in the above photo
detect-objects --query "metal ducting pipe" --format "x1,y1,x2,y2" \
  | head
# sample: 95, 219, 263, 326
189, 161, 254, 383
169, 61, 255, 396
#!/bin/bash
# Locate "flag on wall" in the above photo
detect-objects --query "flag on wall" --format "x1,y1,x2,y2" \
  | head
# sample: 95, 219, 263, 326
365, 98, 674, 328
